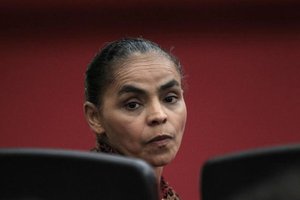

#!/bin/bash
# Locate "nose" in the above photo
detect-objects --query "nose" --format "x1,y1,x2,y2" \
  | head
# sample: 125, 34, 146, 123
147, 100, 167, 126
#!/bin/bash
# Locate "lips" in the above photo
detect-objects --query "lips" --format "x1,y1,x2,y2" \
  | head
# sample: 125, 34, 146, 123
147, 134, 173, 144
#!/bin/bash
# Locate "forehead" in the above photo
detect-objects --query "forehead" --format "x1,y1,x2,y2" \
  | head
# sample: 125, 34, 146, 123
112, 52, 180, 83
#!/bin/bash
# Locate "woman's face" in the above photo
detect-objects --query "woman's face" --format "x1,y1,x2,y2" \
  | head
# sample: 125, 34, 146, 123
98, 53, 187, 167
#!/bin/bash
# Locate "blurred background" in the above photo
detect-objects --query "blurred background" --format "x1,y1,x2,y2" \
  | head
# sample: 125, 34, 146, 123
1, 0, 300, 199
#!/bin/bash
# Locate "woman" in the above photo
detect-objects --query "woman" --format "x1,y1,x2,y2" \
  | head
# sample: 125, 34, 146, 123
84, 38, 187, 200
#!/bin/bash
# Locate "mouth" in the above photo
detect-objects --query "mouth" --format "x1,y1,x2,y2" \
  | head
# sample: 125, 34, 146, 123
147, 134, 173, 146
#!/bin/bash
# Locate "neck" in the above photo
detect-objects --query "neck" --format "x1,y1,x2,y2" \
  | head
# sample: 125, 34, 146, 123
95, 139, 165, 186
154, 166, 163, 186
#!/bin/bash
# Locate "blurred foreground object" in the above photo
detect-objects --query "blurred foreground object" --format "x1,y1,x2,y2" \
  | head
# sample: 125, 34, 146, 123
201, 144, 300, 200
0, 148, 157, 200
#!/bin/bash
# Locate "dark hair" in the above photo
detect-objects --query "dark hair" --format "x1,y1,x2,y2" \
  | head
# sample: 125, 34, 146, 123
85, 37, 183, 106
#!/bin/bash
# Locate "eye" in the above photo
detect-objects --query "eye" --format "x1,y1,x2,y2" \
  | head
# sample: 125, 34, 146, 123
164, 94, 178, 104
124, 101, 141, 110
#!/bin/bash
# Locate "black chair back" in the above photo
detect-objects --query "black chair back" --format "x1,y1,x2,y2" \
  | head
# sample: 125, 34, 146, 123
201, 145, 300, 200
0, 148, 158, 200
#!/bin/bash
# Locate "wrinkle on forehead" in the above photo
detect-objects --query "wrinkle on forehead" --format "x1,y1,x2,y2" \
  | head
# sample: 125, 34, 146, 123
112, 52, 179, 86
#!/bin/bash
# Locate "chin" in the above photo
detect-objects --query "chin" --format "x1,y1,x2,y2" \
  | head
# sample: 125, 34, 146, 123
148, 154, 176, 167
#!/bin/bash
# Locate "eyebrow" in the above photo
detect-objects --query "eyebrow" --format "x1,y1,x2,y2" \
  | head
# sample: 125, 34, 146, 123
118, 85, 146, 96
118, 79, 180, 96
159, 79, 180, 91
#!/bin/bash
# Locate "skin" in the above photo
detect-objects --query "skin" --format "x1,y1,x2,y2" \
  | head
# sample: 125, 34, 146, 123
84, 52, 187, 183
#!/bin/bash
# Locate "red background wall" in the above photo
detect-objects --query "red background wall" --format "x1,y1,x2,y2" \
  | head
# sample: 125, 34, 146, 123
1, 1, 300, 199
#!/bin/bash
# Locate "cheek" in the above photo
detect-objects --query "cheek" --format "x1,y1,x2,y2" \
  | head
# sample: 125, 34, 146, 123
175, 110, 186, 149
103, 113, 145, 142
176, 103, 187, 131
181, 111, 187, 131
175, 106, 187, 145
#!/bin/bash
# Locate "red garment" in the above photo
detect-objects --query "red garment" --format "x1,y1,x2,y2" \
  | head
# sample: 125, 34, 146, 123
92, 138, 181, 200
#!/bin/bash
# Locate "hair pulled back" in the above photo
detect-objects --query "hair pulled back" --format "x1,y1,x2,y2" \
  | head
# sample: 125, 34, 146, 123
85, 37, 183, 106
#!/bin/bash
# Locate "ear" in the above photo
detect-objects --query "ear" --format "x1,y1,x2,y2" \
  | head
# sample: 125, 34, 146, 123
83, 101, 105, 136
